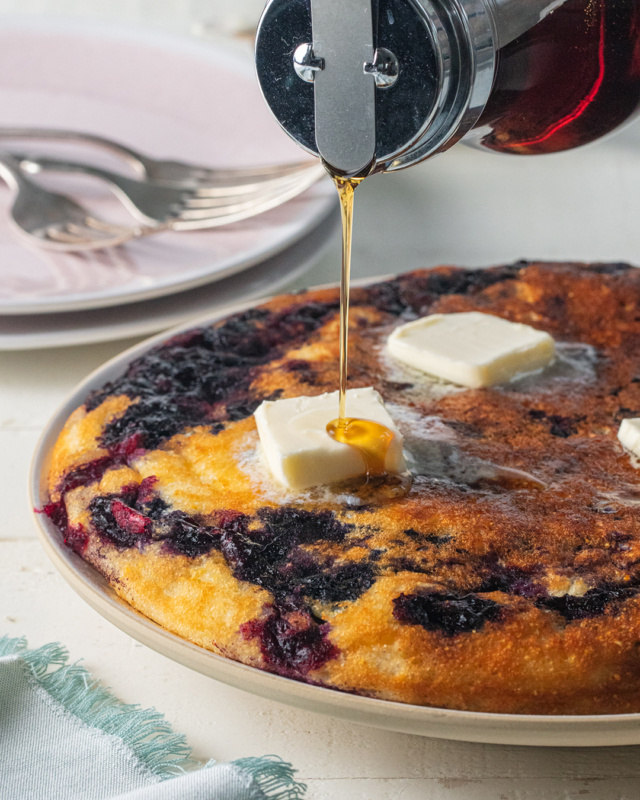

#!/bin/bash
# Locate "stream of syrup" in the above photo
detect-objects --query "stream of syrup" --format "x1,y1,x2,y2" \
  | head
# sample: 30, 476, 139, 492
325, 173, 396, 480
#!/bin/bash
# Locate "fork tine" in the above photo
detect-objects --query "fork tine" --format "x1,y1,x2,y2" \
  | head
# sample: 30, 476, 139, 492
176, 174, 322, 221
193, 167, 325, 197
183, 171, 323, 211
188, 180, 319, 207
173, 198, 301, 221
175, 202, 276, 221
192, 182, 299, 199
183, 192, 290, 210
185, 161, 317, 184
169, 181, 328, 231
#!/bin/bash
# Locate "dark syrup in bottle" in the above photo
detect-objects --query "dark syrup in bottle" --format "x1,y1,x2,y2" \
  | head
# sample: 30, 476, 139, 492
474, 0, 640, 154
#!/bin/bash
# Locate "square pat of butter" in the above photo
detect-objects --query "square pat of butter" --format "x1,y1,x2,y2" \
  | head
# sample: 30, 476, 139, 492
387, 311, 556, 388
618, 418, 640, 458
254, 387, 406, 490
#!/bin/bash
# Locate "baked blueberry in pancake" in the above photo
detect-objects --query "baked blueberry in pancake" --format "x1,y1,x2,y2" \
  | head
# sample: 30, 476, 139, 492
44, 261, 640, 714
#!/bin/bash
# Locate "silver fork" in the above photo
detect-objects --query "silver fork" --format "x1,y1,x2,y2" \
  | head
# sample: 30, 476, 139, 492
0, 152, 153, 251
15, 154, 326, 231
0, 127, 316, 188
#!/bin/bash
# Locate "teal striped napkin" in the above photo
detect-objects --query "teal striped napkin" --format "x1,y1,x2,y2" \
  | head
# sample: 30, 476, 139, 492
0, 637, 306, 800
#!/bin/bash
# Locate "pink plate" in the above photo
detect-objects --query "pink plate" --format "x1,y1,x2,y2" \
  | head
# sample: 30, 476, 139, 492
0, 17, 335, 315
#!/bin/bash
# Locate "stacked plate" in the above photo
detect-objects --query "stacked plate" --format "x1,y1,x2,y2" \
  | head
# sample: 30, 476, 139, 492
0, 18, 338, 349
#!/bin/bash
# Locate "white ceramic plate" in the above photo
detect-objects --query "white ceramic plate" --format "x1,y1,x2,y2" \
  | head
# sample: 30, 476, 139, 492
29, 276, 640, 747
0, 17, 335, 315
0, 206, 339, 350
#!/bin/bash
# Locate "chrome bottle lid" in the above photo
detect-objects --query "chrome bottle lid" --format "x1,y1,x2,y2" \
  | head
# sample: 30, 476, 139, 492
255, 0, 496, 177
255, 0, 563, 177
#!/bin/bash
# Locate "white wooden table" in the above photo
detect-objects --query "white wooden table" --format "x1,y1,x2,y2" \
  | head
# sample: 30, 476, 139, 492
3, 3, 640, 798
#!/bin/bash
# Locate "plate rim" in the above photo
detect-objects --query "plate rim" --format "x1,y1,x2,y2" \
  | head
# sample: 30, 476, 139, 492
28, 272, 640, 747
0, 15, 335, 315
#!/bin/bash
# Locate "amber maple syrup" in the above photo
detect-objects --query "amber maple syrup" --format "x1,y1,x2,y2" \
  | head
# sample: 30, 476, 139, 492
474, 0, 640, 154
323, 172, 400, 483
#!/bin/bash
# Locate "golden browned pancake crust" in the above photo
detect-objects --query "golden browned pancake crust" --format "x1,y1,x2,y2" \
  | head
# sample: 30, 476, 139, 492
45, 262, 640, 714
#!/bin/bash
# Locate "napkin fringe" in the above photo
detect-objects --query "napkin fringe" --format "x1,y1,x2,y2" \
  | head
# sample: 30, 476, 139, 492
1, 636, 307, 797
0, 636, 192, 780
232, 756, 307, 800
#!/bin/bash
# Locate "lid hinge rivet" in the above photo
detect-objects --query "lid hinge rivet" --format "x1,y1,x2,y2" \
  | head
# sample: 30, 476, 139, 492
364, 48, 400, 89
293, 43, 325, 83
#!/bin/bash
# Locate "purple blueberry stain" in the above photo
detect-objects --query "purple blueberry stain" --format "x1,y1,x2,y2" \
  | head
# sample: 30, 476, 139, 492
536, 585, 638, 621
85, 301, 339, 453
393, 591, 501, 636
240, 599, 338, 679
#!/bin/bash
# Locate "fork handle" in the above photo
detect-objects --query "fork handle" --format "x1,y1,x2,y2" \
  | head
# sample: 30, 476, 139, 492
15, 154, 146, 196
0, 127, 150, 178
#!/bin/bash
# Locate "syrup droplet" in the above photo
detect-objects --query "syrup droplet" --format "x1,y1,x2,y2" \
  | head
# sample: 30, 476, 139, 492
327, 417, 395, 479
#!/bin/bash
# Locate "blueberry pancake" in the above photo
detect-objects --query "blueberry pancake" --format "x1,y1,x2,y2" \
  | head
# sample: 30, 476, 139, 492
44, 261, 640, 715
